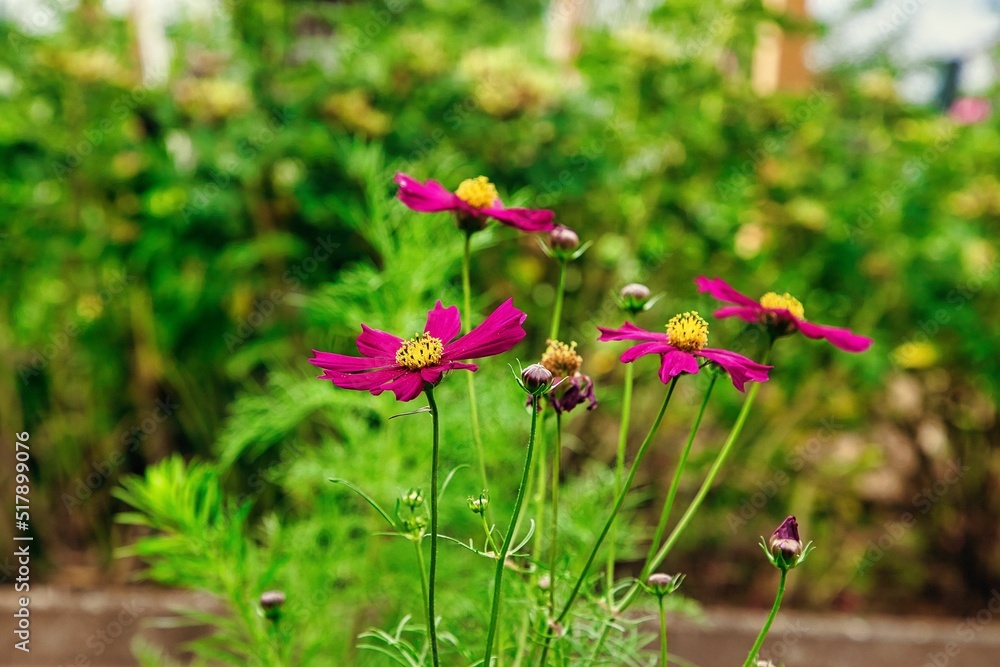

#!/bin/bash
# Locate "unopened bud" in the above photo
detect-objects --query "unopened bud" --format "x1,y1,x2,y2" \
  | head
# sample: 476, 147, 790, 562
521, 363, 554, 395
402, 515, 428, 533
768, 515, 804, 565
467, 492, 489, 515
549, 225, 579, 251
260, 590, 286, 620
402, 488, 424, 510
619, 283, 651, 312
537, 574, 551, 591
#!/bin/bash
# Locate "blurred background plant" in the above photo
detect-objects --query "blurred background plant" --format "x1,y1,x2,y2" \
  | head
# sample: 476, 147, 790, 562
1, 0, 998, 663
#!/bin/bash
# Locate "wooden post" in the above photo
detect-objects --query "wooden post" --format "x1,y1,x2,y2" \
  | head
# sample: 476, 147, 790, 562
752, 0, 812, 94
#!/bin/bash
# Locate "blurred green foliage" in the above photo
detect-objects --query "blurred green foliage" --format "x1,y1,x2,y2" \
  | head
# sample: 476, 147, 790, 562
2, 0, 999, 662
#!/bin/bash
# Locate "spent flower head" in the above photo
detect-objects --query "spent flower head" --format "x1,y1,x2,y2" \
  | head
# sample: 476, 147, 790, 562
536, 339, 598, 414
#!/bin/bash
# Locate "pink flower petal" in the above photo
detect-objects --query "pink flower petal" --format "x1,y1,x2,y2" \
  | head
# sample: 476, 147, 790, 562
697, 348, 771, 392
310, 350, 392, 373
320, 366, 409, 391
394, 172, 463, 213
445, 298, 526, 360
419, 361, 478, 385
356, 324, 404, 357
424, 301, 462, 343
598, 322, 668, 343
713, 305, 761, 323
379, 371, 426, 402
620, 341, 673, 363
480, 205, 556, 233
658, 349, 700, 383
796, 319, 873, 353
696, 276, 759, 307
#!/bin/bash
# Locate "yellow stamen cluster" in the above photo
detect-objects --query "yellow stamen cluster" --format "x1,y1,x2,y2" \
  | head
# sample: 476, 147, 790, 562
540, 339, 582, 377
395, 333, 444, 370
759, 292, 805, 320
667, 311, 709, 352
455, 176, 499, 209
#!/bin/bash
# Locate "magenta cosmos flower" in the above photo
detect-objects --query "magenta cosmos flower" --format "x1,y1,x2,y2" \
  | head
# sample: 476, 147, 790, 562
598, 312, 771, 392
394, 172, 556, 233
695, 276, 873, 353
310, 299, 527, 402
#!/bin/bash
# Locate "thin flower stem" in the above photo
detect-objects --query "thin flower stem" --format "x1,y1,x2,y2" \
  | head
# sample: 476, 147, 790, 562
618, 350, 771, 613
549, 260, 567, 341
531, 412, 548, 562
658, 596, 668, 667
548, 377, 678, 638
643, 375, 717, 575
645, 349, 770, 576
462, 232, 491, 515
607, 361, 635, 603
549, 412, 562, 611
586, 621, 613, 666
414, 538, 430, 629
484, 395, 541, 666
742, 568, 788, 667
482, 514, 501, 555
424, 385, 443, 667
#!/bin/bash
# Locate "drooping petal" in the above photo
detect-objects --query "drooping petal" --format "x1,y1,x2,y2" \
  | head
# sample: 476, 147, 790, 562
598, 322, 668, 343
658, 349, 700, 383
795, 319, 873, 353
424, 301, 462, 343
394, 172, 463, 213
697, 348, 771, 392
378, 371, 427, 402
696, 276, 760, 307
318, 366, 409, 392
310, 350, 393, 373
480, 205, 556, 233
713, 305, 762, 323
356, 324, 404, 357
551, 373, 598, 414
620, 340, 673, 363
445, 298, 527, 360
419, 361, 478, 385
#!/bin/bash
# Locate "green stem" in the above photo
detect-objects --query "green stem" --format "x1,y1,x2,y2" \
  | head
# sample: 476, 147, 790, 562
484, 394, 541, 666
482, 514, 501, 556
549, 260, 567, 341
586, 622, 612, 666
645, 350, 770, 576
531, 413, 548, 563
549, 412, 562, 611
424, 385, 442, 667
643, 375, 717, 575
658, 596, 668, 667
414, 538, 430, 629
619, 350, 771, 613
462, 232, 491, 513
742, 568, 787, 667
607, 361, 635, 602
553, 377, 678, 626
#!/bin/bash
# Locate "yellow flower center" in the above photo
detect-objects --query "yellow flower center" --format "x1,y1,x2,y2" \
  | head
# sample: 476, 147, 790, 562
455, 176, 499, 209
759, 292, 805, 319
540, 339, 582, 377
395, 333, 444, 370
667, 311, 709, 352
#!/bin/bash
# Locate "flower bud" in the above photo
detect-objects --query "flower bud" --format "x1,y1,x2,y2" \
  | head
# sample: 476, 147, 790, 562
402, 515, 428, 534
646, 572, 673, 592
467, 492, 489, 515
260, 590, 286, 620
549, 225, 579, 251
619, 283, 651, 313
402, 488, 424, 510
521, 363, 554, 395
537, 574, 551, 591
768, 515, 804, 565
